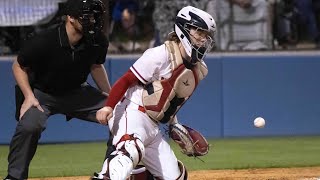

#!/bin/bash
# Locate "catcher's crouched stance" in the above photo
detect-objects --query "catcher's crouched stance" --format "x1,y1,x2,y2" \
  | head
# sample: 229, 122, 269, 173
94, 125, 209, 180
93, 5, 215, 180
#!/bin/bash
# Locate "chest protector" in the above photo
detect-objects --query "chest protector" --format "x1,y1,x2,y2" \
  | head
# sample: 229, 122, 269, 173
142, 41, 208, 123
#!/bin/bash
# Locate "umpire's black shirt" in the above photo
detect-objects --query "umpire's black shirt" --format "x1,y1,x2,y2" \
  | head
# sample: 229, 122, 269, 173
17, 23, 108, 95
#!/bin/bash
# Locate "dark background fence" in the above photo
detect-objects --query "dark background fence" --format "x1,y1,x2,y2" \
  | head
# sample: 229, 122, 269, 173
1, 52, 320, 144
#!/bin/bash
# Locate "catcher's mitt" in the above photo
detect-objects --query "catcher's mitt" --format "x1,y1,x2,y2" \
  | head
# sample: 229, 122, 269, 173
169, 123, 209, 157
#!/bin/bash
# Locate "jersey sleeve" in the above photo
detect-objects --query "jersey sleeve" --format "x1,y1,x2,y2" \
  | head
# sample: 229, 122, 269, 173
105, 70, 139, 108
130, 45, 167, 84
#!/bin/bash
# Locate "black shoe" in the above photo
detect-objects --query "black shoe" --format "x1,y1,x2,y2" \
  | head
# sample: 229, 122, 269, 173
90, 172, 103, 180
3, 175, 18, 180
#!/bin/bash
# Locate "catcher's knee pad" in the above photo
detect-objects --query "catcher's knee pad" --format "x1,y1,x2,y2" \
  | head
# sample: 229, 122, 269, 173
176, 160, 188, 180
104, 134, 145, 180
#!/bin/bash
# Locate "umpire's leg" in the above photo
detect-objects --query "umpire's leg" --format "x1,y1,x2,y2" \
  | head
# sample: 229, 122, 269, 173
59, 83, 115, 160
7, 107, 49, 180
59, 84, 113, 161
59, 83, 107, 123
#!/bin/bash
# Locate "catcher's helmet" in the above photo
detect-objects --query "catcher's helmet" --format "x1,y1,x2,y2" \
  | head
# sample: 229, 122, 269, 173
175, 6, 216, 63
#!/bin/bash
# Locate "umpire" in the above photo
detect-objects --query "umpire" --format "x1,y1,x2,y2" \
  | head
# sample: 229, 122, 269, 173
4, 0, 111, 179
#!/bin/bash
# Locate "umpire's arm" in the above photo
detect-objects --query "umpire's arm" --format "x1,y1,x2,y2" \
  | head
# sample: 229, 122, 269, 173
12, 59, 33, 99
12, 58, 44, 120
91, 64, 111, 95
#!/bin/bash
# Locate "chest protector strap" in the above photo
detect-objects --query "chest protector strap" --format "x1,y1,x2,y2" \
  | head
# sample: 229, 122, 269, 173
142, 41, 208, 123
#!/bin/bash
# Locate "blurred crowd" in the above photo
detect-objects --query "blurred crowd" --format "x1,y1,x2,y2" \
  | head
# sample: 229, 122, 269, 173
0, 0, 320, 55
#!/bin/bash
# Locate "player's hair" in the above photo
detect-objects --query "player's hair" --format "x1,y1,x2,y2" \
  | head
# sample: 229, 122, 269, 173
167, 32, 180, 43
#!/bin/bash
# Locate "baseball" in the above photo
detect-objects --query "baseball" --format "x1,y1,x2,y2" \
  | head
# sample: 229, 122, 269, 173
254, 117, 265, 128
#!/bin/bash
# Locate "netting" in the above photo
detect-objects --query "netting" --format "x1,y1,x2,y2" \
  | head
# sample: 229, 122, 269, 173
0, 0, 66, 27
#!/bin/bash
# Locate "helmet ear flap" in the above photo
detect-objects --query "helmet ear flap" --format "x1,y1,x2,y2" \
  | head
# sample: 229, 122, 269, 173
174, 24, 192, 57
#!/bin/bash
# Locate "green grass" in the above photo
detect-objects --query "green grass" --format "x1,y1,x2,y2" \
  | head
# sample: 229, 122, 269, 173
1, 136, 320, 178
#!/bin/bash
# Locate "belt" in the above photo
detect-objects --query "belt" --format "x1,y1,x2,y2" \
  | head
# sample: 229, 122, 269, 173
138, 105, 146, 113
120, 97, 146, 113
120, 97, 160, 124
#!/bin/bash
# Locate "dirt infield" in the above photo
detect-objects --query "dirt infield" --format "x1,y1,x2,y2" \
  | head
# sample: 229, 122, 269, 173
30, 167, 320, 180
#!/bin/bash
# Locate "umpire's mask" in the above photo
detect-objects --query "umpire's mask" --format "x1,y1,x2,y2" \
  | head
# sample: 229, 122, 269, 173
65, 0, 106, 45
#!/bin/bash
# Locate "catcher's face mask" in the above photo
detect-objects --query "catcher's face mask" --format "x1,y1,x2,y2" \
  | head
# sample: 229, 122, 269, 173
188, 26, 214, 64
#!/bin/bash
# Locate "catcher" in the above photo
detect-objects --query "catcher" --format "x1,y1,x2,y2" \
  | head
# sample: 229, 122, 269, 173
93, 5, 215, 180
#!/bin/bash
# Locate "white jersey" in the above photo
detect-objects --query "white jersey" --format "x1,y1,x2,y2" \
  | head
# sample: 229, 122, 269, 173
127, 44, 172, 106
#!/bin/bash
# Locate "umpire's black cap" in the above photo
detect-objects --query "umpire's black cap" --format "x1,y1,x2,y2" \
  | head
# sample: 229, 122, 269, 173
64, 0, 84, 18
64, 0, 105, 18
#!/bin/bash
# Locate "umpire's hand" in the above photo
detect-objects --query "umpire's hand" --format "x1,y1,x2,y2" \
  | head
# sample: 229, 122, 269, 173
20, 96, 44, 120
96, 106, 113, 125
